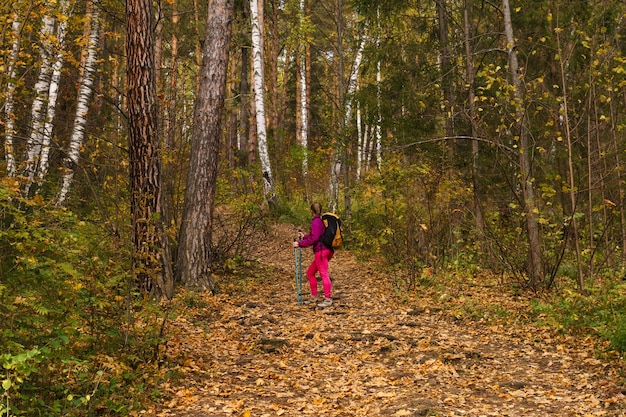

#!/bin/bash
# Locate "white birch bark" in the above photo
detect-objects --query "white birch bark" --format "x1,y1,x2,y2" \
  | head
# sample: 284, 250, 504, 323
328, 33, 366, 211
4, 16, 21, 177
250, 0, 275, 199
375, 59, 382, 169
57, 4, 100, 205
298, 0, 308, 177
356, 99, 363, 180
356, 99, 374, 180
345, 35, 365, 123
39, 0, 71, 182
23, 12, 56, 195
368, 124, 377, 169
375, 8, 382, 169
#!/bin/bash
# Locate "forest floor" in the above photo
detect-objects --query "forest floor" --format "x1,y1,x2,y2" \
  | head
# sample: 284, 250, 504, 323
147, 223, 626, 416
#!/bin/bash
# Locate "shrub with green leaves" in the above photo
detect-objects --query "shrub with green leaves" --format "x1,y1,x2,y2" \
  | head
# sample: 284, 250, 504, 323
350, 157, 474, 286
0, 180, 163, 415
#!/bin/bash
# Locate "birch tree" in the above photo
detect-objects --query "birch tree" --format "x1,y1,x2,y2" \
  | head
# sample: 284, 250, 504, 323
38, 0, 71, 184
374, 10, 382, 171
250, 0, 275, 201
3, 14, 21, 178
177, 0, 234, 291
57, 2, 100, 205
297, 0, 309, 178
22, 10, 56, 196
328, 30, 366, 213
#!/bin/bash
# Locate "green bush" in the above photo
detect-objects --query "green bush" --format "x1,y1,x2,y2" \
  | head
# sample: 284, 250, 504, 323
609, 316, 626, 353
530, 280, 626, 352
350, 158, 475, 287
0, 180, 166, 415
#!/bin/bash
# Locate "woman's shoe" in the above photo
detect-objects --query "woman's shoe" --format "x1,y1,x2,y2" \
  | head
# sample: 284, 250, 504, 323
317, 297, 333, 308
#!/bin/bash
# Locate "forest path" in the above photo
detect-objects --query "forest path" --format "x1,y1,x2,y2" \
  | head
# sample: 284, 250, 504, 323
154, 224, 626, 416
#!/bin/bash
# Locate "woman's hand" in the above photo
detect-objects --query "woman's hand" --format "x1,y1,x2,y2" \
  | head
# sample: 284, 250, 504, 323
293, 241, 300, 248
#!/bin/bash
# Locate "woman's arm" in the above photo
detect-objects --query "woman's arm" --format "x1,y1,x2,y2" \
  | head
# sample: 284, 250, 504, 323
298, 217, 324, 247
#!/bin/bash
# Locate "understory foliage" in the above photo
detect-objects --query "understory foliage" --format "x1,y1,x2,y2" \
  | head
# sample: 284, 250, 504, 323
0, 168, 278, 415
531, 280, 626, 353
346, 163, 626, 355
2, 165, 626, 416
0, 179, 168, 415
352, 158, 485, 285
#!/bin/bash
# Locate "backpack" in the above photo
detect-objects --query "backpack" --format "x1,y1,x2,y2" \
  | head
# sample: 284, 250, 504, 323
320, 212, 342, 250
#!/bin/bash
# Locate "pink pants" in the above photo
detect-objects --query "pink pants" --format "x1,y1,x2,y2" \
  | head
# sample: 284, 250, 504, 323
307, 249, 333, 298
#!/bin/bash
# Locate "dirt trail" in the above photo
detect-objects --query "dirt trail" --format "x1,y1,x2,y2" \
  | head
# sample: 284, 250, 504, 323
154, 224, 626, 416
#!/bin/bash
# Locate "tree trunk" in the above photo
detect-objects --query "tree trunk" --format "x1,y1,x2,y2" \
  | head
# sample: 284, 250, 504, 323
23, 11, 56, 196
610, 93, 626, 262
240, 43, 251, 164
192, 0, 203, 82
176, 0, 234, 292
375, 8, 382, 171
502, 0, 544, 289
163, 10, 180, 232
329, 28, 365, 214
239, 1, 251, 165
555, 25, 584, 291
297, 0, 309, 178
250, 0, 275, 201
436, 0, 455, 161
39, 0, 70, 184
356, 99, 363, 180
126, 0, 173, 299
3, 15, 21, 178
328, 0, 344, 214
463, 0, 484, 236
57, 3, 100, 205
266, 0, 280, 145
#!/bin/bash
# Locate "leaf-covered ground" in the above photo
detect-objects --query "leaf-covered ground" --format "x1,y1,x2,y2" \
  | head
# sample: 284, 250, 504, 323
149, 224, 626, 416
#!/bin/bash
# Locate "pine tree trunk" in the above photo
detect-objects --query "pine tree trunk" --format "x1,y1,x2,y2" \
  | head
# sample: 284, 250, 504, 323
126, 0, 173, 299
177, 0, 234, 292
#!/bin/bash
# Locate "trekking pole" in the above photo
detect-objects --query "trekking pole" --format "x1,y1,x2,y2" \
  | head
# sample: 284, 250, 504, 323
294, 232, 303, 306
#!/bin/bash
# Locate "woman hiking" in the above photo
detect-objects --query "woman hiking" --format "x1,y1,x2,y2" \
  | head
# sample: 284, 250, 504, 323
293, 202, 333, 308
